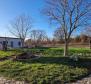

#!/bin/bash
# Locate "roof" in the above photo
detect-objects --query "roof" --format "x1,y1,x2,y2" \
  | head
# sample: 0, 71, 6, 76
0, 37, 20, 39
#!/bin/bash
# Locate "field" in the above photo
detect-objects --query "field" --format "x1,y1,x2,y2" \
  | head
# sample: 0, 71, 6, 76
0, 48, 91, 84
46, 43, 90, 48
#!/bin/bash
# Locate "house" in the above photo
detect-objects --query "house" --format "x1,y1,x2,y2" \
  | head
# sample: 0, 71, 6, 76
0, 37, 22, 49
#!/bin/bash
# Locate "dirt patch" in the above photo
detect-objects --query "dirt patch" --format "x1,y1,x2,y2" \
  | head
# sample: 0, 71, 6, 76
11, 52, 40, 61
0, 52, 40, 61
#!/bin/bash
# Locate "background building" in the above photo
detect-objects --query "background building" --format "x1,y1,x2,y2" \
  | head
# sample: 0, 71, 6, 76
0, 37, 22, 50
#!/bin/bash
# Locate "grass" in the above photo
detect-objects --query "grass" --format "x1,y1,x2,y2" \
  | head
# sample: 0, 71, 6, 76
28, 47, 91, 58
0, 48, 91, 83
0, 51, 14, 58
0, 50, 21, 59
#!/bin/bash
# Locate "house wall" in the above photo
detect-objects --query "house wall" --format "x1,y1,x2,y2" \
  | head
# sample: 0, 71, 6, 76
0, 37, 22, 48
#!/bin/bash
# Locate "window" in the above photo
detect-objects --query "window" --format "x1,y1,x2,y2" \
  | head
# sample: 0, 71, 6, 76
0, 42, 2, 44
18, 41, 21, 46
3, 41, 7, 45
11, 41, 13, 47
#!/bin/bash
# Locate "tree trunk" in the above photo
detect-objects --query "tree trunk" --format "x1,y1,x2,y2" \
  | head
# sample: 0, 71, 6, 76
64, 41, 69, 56
21, 39, 25, 48
89, 38, 91, 49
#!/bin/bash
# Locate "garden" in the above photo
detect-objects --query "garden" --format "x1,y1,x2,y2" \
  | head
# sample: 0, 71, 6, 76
0, 48, 91, 84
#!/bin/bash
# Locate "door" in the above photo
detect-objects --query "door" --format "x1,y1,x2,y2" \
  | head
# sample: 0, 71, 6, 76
3, 41, 7, 50
11, 41, 13, 48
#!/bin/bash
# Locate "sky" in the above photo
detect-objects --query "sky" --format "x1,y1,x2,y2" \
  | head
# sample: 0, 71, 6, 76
0, 0, 55, 38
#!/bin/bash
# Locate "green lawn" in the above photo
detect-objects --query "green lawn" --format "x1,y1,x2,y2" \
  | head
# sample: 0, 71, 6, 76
0, 48, 91, 84
0, 50, 21, 59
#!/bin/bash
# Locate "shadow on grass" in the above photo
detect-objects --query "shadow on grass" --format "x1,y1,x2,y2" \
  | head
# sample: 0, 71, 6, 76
17, 57, 91, 82
18, 57, 91, 69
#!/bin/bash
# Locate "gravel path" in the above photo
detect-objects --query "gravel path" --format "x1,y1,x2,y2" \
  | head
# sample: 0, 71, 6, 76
70, 75, 91, 84
0, 75, 91, 84
0, 77, 29, 84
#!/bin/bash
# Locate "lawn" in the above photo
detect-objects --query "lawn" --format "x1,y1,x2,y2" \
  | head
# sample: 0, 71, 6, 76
0, 48, 91, 84
0, 50, 21, 59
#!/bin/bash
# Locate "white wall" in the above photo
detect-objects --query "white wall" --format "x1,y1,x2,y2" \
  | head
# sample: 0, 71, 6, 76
0, 37, 22, 48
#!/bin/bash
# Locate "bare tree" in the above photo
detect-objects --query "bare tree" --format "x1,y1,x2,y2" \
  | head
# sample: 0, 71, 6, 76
53, 28, 64, 42
30, 30, 47, 47
43, 0, 91, 56
9, 14, 32, 47
83, 26, 91, 49
74, 35, 81, 43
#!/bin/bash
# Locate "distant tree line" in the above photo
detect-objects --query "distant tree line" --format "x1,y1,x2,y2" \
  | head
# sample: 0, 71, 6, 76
25, 27, 91, 48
